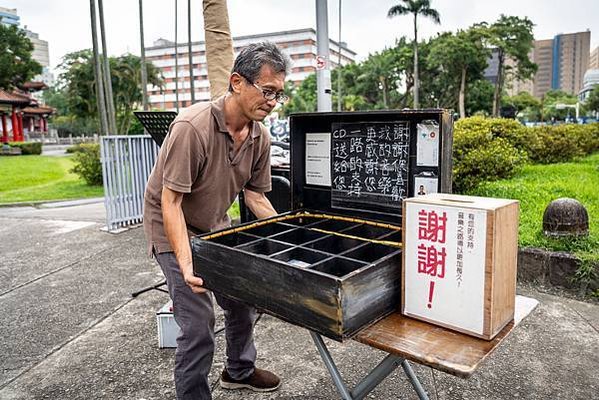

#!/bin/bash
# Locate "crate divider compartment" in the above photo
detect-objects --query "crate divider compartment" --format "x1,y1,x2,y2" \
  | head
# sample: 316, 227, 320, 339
204, 231, 260, 248
307, 234, 365, 254
241, 222, 294, 237
379, 230, 402, 243
308, 218, 359, 233
280, 215, 325, 227
270, 227, 328, 245
342, 223, 400, 240
272, 247, 331, 268
341, 242, 401, 264
237, 239, 292, 256
308, 256, 368, 278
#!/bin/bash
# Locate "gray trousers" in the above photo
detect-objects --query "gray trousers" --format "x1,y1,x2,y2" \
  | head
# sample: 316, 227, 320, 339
155, 251, 257, 400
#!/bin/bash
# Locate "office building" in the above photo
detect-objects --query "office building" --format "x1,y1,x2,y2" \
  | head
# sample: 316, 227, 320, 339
0, 8, 53, 87
0, 6, 18, 26
491, 31, 592, 99
145, 28, 356, 110
589, 46, 599, 70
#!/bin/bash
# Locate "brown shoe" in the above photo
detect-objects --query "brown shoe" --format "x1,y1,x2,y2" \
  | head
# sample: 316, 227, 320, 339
220, 368, 281, 392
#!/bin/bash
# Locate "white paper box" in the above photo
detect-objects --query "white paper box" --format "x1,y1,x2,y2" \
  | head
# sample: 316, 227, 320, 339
402, 193, 519, 340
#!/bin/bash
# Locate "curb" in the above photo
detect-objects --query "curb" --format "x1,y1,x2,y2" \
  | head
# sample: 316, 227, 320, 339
518, 247, 599, 293
0, 197, 104, 209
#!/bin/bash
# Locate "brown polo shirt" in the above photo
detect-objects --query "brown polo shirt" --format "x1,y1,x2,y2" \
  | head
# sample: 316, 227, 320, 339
143, 95, 272, 255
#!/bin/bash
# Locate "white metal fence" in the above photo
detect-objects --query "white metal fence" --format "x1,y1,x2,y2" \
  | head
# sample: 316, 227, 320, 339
101, 135, 158, 231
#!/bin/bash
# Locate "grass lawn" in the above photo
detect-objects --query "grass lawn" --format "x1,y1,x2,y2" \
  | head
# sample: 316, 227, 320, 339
0, 155, 104, 204
469, 152, 599, 270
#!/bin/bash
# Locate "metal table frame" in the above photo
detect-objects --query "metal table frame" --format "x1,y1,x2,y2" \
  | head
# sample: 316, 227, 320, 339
308, 296, 538, 400
310, 332, 429, 400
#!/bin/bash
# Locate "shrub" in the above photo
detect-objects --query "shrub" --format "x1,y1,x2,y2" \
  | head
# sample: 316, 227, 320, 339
452, 117, 528, 193
527, 125, 585, 164
66, 143, 88, 154
8, 141, 42, 155
70, 143, 103, 185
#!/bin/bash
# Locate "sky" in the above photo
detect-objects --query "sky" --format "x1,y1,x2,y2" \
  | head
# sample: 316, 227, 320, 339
4, 0, 599, 73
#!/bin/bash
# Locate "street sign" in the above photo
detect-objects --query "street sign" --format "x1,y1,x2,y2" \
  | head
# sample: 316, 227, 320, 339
316, 55, 326, 70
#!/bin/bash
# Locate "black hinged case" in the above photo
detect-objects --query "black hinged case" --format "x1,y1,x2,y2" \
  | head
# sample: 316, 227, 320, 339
192, 110, 453, 341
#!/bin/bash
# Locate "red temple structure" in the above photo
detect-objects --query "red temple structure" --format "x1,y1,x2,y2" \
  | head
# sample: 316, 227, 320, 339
0, 82, 54, 144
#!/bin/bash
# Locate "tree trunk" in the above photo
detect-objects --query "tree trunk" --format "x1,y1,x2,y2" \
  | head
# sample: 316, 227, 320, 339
187, 0, 196, 104
138, 0, 149, 111
174, 0, 180, 112
459, 66, 466, 118
89, 0, 109, 136
98, 0, 117, 134
413, 13, 419, 109
380, 77, 388, 108
492, 50, 504, 117
203, 0, 234, 99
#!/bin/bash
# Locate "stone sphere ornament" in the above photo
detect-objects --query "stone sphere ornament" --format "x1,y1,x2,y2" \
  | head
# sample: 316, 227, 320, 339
542, 198, 589, 237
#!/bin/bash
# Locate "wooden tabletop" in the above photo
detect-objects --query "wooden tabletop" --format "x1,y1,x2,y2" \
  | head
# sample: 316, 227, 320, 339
354, 295, 538, 378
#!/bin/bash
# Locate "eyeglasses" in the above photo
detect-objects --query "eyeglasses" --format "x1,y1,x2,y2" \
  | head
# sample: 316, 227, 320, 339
241, 75, 289, 104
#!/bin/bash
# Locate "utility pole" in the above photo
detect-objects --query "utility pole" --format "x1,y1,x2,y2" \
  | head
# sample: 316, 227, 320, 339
139, 0, 149, 111
98, 0, 117, 134
174, 0, 180, 112
315, 0, 332, 112
337, 0, 342, 112
187, 0, 196, 104
90, 0, 108, 136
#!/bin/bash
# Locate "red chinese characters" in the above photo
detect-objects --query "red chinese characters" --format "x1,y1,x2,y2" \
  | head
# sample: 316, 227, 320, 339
416, 209, 448, 308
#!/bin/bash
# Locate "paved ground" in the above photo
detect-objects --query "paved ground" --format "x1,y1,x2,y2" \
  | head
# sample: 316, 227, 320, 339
0, 199, 597, 399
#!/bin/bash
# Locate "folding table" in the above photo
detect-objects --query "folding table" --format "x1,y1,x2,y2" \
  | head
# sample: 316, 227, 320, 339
309, 295, 538, 400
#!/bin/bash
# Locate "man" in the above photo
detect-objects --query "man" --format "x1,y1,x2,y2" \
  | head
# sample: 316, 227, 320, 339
143, 42, 290, 399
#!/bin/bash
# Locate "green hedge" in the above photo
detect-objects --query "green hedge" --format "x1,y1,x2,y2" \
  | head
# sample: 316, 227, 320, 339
453, 118, 599, 193
70, 143, 103, 186
8, 141, 42, 155
452, 117, 528, 193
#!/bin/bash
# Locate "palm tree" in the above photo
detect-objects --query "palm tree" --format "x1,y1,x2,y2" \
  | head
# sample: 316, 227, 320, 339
388, 0, 440, 109
138, 0, 149, 111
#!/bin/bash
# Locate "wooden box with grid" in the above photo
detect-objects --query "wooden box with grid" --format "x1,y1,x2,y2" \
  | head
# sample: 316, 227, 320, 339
192, 110, 454, 341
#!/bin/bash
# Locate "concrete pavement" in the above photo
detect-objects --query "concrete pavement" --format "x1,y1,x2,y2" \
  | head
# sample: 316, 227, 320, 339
0, 200, 597, 399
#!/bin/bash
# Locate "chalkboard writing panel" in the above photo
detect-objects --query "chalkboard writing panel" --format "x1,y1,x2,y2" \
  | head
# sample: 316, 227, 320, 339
331, 121, 410, 213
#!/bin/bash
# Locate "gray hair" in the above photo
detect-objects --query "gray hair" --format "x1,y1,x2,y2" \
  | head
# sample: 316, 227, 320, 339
229, 42, 291, 90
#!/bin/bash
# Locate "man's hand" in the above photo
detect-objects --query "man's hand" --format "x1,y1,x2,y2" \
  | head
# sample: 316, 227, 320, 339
182, 264, 207, 294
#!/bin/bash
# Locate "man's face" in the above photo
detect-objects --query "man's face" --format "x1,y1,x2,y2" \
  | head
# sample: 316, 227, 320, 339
238, 65, 286, 121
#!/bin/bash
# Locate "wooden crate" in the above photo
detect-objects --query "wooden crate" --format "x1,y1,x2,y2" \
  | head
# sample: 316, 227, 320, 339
401, 193, 519, 340
192, 110, 454, 341
192, 211, 403, 341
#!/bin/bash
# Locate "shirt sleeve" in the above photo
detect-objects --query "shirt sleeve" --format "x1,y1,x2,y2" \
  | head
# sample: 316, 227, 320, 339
245, 127, 272, 193
162, 121, 204, 193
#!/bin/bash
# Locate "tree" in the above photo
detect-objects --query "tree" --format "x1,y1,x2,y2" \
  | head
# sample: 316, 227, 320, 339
464, 79, 494, 116
282, 74, 317, 115
502, 91, 541, 121
388, 0, 440, 108
0, 24, 42, 90
486, 15, 537, 117
541, 89, 580, 122
585, 85, 599, 114
55, 49, 163, 133
428, 27, 489, 118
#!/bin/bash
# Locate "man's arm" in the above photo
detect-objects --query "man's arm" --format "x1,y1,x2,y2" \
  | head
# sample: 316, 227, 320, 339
161, 186, 206, 293
244, 188, 277, 219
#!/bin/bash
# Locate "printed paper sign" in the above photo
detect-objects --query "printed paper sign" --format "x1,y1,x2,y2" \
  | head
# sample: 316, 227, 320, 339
414, 176, 438, 196
404, 203, 487, 334
416, 120, 439, 167
305, 133, 331, 186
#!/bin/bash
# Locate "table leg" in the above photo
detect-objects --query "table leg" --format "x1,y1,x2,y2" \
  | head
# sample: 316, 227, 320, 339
310, 331, 430, 400
310, 331, 354, 399
401, 360, 430, 400
351, 353, 403, 400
